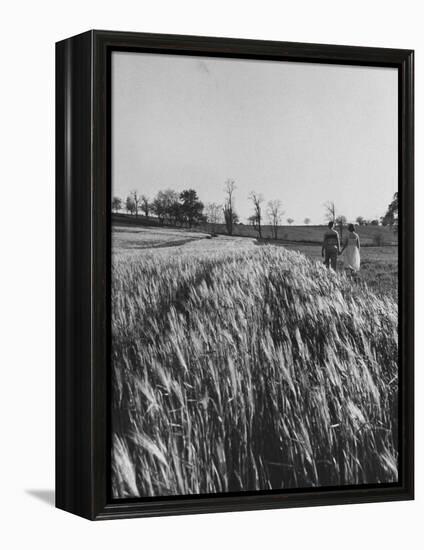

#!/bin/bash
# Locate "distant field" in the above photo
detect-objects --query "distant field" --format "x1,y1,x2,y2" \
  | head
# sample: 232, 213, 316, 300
215, 223, 398, 247
112, 213, 398, 246
112, 224, 398, 497
112, 224, 255, 258
112, 225, 211, 251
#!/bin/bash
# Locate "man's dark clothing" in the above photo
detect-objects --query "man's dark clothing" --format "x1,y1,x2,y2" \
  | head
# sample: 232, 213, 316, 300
322, 228, 340, 270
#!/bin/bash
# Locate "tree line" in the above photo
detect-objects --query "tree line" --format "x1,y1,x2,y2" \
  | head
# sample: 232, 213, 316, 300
112, 188, 205, 228
112, 184, 398, 238
111, 180, 297, 239
323, 197, 398, 240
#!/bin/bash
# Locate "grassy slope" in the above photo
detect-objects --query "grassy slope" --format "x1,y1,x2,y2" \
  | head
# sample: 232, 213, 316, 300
112, 214, 398, 246
113, 224, 398, 299
282, 243, 398, 299
112, 239, 398, 498
112, 225, 211, 251
221, 223, 398, 246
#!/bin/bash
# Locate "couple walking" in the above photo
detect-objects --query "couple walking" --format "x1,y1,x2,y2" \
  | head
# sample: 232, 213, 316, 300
322, 220, 360, 272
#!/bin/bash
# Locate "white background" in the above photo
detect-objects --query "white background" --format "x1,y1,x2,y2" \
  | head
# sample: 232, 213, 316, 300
0, 1, 421, 548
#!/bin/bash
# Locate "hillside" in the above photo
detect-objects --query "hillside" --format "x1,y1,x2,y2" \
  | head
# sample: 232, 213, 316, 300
112, 213, 398, 246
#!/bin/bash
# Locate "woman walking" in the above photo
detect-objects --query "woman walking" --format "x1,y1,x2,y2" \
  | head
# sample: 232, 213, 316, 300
341, 223, 361, 272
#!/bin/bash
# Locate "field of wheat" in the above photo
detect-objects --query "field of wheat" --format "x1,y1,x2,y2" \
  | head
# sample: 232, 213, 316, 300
111, 240, 398, 498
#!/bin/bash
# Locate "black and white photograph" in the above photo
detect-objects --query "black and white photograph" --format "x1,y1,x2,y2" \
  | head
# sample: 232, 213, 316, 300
110, 51, 399, 499
2, 0, 421, 540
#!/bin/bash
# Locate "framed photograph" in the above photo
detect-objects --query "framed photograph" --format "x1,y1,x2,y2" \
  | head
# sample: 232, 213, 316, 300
56, 30, 414, 520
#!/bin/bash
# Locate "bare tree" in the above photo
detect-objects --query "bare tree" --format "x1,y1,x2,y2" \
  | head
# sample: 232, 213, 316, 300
130, 190, 142, 217
206, 202, 223, 234
304, 217, 311, 225
267, 199, 284, 240
287, 218, 294, 225
324, 201, 336, 223
141, 195, 150, 217
223, 179, 237, 236
249, 191, 264, 239
336, 214, 347, 240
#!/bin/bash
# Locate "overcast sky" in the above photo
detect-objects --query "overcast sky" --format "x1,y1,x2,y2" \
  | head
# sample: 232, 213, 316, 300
112, 52, 398, 224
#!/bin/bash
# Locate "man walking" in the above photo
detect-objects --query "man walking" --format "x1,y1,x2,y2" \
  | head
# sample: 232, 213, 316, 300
322, 220, 341, 270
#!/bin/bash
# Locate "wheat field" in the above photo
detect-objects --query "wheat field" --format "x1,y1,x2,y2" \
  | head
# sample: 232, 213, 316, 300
111, 236, 398, 498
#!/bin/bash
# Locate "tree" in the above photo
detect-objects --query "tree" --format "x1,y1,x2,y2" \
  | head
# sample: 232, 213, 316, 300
130, 190, 142, 217
249, 192, 264, 239
228, 211, 239, 225
356, 216, 365, 226
179, 189, 205, 228
370, 219, 379, 226
267, 199, 284, 240
125, 196, 136, 215
170, 201, 183, 225
336, 214, 347, 240
287, 218, 294, 225
141, 195, 150, 217
248, 215, 257, 226
382, 192, 398, 232
151, 195, 165, 224
324, 201, 336, 223
223, 179, 237, 236
112, 196, 122, 212
152, 189, 179, 225
304, 217, 311, 225
205, 202, 223, 234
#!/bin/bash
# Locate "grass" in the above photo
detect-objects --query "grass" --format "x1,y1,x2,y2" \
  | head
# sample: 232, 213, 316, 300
111, 229, 398, 498
112, 213, 398, 246
223, 223, 398, 246
112, 225, 210, 250
281, 243, 398, 299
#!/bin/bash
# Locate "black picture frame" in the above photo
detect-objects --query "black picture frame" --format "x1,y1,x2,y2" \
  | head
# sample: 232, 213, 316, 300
56, 30, 414, 520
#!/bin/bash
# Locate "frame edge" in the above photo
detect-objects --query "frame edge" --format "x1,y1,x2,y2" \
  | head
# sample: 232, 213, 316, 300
56, 30, 414, 521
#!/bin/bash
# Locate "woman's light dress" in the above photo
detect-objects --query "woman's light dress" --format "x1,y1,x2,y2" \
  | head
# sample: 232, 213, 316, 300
344, 232, 360, 271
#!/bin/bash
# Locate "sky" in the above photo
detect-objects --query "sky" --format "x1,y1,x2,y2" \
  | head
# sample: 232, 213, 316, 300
112, 52, 398, 224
